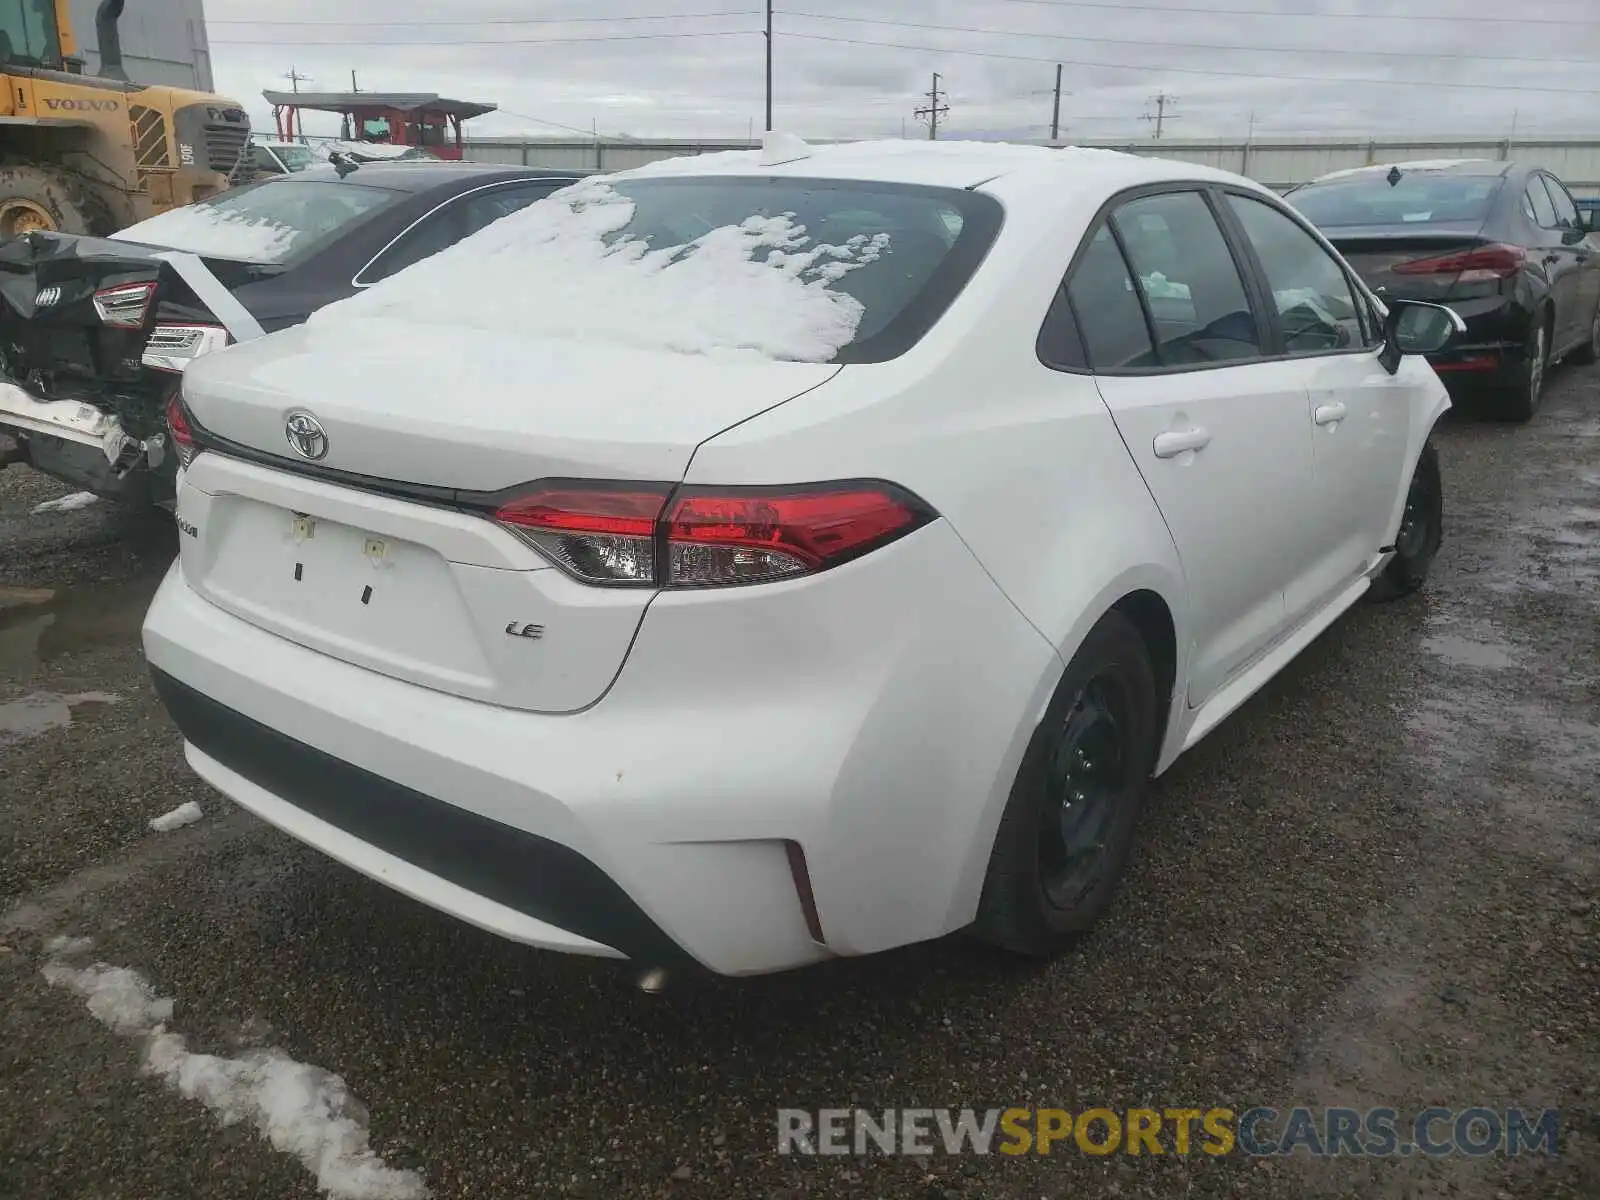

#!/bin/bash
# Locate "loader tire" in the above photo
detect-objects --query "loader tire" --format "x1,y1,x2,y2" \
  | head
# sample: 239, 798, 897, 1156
0, 164, 119, 238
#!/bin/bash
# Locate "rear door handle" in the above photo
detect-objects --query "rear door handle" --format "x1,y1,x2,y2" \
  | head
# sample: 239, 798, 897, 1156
1314, 401, 1348, 426
1152, 427, 1212, 458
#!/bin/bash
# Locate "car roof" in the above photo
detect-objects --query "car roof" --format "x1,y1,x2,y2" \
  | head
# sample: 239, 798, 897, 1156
1307, 158, 1514, 185
622, 136, 1255, 196
284, 162, 589, 194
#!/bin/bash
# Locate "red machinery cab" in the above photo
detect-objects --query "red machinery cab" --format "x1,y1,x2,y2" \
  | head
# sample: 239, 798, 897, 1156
262, 91, 497, 161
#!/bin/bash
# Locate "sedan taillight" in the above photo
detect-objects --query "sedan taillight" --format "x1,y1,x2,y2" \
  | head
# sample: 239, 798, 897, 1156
92, 281, 157, 328
165, 392, 198, 469
1392, 243, 1525, 283
494, 481, 935, 589
142, 323, 230, 374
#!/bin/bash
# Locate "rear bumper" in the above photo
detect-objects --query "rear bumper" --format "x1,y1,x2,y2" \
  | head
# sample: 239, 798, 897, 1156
1422, 295, 1532, 387
0, 381, 175, 505
143, 513, 1060, 975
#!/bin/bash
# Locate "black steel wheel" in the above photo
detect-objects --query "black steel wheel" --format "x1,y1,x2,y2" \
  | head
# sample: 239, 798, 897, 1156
1369, 440, 1443, 603
975, 611, 1158, 957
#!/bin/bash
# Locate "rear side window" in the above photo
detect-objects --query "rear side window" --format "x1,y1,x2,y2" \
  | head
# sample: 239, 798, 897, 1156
1289, 173, 1502, 227
1063, 225, 1157, 370
1542, 176, 1579, 228
1226, 194, 1364, 354
1111, 192, 1264, 365
362, 182, 566, 284
1526, 180, 1559, 229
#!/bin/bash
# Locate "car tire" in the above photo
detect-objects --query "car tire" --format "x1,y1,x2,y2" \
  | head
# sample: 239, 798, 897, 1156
1490, 312, 1550, 422
973, 610, 1159, 958
1368, 440, 1443, 603
1570, 302, 1600, 367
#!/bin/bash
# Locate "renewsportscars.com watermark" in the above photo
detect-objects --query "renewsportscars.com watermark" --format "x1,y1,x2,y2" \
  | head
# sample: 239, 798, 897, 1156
777, 1107, 1560, 1158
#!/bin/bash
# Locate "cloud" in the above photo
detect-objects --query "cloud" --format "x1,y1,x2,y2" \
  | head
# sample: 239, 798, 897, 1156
204, 0, 1600, 144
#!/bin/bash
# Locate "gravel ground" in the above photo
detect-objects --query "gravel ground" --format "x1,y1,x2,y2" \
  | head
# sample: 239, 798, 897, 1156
0, 366, 1596, 1200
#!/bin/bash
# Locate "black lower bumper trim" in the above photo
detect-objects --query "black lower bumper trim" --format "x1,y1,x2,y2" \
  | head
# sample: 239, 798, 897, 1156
150, 668, 693, 967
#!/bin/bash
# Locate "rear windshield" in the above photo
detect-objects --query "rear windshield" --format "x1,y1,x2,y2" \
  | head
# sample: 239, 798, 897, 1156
1287, 173, 1502, 228
321, 174, 1003, 364
602, 178, 997, 359
111, 179, 398, 265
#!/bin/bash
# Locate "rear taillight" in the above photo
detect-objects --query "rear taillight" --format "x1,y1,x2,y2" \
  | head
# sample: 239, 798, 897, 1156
141, 323, 230, 374
165, 392, 197, 469
92, 281, 157, 328
1392, 243, 1525, 283
494, 481, 935, 589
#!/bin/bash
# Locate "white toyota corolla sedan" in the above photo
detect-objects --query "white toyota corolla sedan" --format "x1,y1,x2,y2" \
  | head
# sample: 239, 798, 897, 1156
143, 136, 1462, 977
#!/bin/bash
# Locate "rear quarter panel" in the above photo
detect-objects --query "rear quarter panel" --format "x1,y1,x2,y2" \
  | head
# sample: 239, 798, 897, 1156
684, 175, 1192, 924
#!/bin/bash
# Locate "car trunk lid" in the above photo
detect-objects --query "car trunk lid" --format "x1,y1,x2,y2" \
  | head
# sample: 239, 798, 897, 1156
176, 316, 841, 712
1321, 222, 1495, 303
0, 231, 264, 402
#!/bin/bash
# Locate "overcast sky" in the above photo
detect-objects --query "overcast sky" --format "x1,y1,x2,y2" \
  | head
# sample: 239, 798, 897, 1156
202, 0, 1600, 145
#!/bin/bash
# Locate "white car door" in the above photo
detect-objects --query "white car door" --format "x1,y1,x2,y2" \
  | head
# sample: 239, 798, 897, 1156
1220, 191, 1416, 620
1067, 190, 1321, 707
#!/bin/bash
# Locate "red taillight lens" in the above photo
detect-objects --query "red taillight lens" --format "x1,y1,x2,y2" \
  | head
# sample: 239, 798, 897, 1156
494, 485, 670, 586
1392, 243, 1524, 282
165, 392, 197, 468
92, 281, 157, 329
494, 481, 934, 589
664, 487, 928, 586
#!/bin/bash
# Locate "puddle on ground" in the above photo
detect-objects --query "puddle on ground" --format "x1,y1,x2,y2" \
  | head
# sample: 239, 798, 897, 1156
1422, 634, 1519, 670
0, 574, 162, 678
0, 691, 120, 747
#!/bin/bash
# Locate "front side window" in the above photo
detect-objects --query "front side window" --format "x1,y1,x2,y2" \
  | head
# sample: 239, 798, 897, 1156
1111, 191, 1264, 365
1226, 194, 1364, 354
0, 0, 62, 67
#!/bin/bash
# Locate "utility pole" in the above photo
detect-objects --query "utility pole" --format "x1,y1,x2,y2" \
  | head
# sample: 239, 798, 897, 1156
764, 0, 773, 132
914, 73, 949, 140
1142, 91, 1179, 139
283, 66, 309, 94
351, 70, 359, 93
1050, 64, 1063, 142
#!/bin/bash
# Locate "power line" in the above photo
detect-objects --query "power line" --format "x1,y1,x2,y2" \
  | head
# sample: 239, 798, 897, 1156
210, 28, 758, 47
772, 10, 1600, 67
778, 31, 1600, 97
212, 10, 760, 25
980, 0, 1596, 27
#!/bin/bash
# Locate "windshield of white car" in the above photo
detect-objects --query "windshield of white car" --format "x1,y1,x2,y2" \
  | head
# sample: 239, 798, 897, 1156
1288, 173, 1502, 227
111, 180, 399, 265
274, 145, 316, 172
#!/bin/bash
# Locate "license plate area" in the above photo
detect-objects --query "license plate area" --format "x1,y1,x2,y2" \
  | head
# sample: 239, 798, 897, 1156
196, 496, 493, 686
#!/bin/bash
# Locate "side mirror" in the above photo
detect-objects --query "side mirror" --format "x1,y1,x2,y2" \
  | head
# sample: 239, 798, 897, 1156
1379, 299, 1466, 375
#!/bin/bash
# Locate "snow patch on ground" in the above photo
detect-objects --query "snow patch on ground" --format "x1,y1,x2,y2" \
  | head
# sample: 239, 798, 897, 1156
313, 176, 878, 362
31, 491, 98, 514
113, 205, 300, 265
0, 692, 119, 747
148, 801, 204, 833
41, 942, 428, 1199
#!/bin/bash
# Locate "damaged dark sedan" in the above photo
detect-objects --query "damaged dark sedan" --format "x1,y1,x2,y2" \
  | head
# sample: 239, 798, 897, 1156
0, 159, 584, 508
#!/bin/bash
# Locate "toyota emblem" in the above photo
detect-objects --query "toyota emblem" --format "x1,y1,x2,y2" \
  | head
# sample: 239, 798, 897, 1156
284, 410, 329, 461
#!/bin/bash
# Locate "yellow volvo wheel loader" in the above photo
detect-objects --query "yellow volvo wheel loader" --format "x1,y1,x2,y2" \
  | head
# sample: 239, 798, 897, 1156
0, 0, 249, 236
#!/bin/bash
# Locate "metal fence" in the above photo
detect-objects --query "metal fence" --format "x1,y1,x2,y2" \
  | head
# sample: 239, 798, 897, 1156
462, 134, 1600, 196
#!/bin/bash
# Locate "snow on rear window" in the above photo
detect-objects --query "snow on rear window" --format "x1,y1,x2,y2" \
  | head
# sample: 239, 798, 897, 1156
312, 175, 972, 362
111, 180, 394, 264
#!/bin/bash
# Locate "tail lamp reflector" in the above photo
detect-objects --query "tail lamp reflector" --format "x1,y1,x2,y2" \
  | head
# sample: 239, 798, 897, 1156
1392, 243, 1525, 283
494, 483, 933, 588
